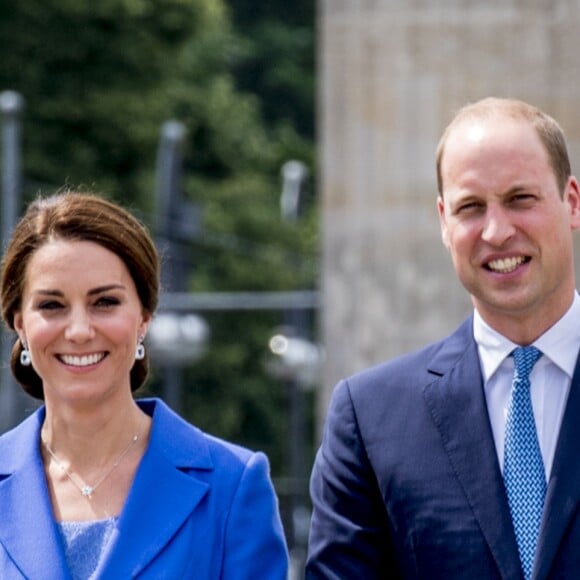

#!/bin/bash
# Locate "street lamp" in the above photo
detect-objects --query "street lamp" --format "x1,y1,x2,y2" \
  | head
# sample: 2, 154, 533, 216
153, 119, 201, 413
264, 325, 323, 578
265, 328, 323, 388
272, 159, 316, 579
0, 90, 29, 433
147, 312, 210, 366
280, 160, 309, 223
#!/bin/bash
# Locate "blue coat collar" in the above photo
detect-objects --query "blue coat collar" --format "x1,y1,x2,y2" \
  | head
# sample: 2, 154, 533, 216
0, 398, 213, 578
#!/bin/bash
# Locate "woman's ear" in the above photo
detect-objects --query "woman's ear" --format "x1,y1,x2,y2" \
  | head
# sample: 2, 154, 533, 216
13, 312, 24, 339
139, 311, 152, 340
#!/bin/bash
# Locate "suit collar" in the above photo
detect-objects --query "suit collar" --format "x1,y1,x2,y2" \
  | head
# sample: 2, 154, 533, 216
534, 348, 580, 579
423, 317, 523, 580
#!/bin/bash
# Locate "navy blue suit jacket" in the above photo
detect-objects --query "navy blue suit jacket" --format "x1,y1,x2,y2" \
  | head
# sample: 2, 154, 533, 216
307, 317, 580, 579
0, 398, 288, 579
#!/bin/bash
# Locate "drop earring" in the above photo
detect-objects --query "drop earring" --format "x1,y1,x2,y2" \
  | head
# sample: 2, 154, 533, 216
20, 339, 31, 367
135, 336, 145, 360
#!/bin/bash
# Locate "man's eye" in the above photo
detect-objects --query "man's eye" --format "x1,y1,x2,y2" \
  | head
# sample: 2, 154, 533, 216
456, 201, 481, 213
511, 193, 535, 203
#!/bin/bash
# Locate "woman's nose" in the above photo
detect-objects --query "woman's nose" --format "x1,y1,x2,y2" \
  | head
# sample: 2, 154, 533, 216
64, 308, 95, 342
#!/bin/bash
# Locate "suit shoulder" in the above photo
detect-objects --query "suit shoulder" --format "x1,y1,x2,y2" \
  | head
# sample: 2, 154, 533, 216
340, 317, 474, 399
345, 339, 441, 390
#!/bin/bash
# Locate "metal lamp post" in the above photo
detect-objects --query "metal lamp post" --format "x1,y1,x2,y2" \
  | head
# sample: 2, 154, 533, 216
272, 160, 315, 578
264, 325, 323, 579
153, 120, 202, 413
0, 91, 28, 433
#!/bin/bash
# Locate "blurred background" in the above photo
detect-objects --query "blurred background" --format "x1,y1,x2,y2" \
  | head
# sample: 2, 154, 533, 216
0, 0, 317, 575
4, 1, 580, 578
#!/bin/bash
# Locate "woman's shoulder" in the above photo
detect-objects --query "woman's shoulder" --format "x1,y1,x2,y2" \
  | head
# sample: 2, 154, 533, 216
142, 397, 265, 472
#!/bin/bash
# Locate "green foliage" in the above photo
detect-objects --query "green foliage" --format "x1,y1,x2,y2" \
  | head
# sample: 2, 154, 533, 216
0, 0, 317, 476
227, 0, 315, 138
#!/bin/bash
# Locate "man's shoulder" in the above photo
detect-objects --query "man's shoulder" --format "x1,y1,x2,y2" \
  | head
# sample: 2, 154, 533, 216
341, 316, 475, 397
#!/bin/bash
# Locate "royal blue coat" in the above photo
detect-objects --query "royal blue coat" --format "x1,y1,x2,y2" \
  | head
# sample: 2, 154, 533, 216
0, 398, 288, 579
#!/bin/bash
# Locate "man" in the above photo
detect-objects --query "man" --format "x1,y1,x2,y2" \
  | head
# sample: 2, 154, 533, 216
306, 98, 580, 579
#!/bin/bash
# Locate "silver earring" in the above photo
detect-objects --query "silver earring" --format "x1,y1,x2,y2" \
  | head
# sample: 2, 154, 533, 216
135, 336, 145, 361
20, 343, 31, 367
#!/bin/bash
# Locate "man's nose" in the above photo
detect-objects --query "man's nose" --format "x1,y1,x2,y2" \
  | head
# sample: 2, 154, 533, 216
481, 206, 515, 245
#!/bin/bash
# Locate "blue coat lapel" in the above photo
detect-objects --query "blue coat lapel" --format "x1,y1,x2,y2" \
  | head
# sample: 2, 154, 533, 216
0, 399, 216, 579
0, 409, 70, 579
100, 399, 213, 577
422, 317, 523, 580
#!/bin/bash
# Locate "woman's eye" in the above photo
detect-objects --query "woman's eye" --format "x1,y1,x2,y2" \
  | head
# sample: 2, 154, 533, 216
38, 301, 63, 311
95, 296, 120, 308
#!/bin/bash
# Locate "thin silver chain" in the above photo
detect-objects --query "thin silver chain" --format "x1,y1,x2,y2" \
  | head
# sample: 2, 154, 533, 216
42, 427, 142, 499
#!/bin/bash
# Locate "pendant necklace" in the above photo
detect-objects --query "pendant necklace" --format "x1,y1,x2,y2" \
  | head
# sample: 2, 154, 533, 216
41, 426, 142, 499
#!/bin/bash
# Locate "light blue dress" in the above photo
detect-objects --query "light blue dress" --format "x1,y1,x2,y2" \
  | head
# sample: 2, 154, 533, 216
57, 518, 117, 579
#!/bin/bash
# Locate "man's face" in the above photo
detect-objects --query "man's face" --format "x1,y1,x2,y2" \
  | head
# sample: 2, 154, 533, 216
438, 117, 580, 340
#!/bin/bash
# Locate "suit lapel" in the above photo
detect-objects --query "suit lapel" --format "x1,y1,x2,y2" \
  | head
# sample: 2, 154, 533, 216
533, 350, 580, 579
101, 399, 212, 577
422, 318, 523, 580
0, 409, 70, 579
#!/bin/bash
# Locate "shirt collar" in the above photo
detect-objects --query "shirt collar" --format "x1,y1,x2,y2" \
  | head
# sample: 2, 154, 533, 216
473, 292, 580, 383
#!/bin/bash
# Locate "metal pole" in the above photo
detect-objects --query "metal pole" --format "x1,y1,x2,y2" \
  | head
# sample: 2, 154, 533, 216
281, 160, 309, 224
0, 91, 25, 432
154, 120, 187, 414
158, 290, 320, 312
280, 160, 310, 576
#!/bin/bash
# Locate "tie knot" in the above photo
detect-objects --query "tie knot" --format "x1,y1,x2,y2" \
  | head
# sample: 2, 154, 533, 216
512, 346, 542, 380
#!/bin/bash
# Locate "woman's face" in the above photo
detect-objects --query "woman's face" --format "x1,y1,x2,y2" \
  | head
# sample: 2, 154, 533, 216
13, 239, 150, 408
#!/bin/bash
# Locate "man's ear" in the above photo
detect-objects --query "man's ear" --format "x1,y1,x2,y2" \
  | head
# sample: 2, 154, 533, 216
437, 196, 450, 249
565, 176, 580, 231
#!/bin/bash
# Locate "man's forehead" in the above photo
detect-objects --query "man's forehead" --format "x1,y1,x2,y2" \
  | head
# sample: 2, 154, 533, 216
444, 115, 539, 157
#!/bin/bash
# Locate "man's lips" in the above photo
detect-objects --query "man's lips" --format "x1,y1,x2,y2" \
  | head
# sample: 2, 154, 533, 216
484, 256, 530, 273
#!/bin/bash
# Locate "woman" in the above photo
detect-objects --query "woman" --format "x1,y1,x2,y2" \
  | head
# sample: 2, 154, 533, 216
0, 191, 288, 579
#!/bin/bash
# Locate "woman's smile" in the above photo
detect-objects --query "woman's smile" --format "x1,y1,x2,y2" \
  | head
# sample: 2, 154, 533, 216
58, 352, 107, 368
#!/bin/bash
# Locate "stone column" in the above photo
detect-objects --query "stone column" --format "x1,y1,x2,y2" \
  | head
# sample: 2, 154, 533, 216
319, 0, 580, 426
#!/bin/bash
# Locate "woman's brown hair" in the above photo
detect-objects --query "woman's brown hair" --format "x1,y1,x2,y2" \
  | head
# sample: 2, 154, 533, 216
0, 191, 160, 399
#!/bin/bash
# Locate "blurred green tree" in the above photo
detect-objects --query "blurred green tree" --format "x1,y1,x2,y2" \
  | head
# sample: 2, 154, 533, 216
0, 0, 316, 475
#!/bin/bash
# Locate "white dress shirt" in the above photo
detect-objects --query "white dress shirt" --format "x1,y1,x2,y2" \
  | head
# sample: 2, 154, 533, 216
474, 292, 580, 480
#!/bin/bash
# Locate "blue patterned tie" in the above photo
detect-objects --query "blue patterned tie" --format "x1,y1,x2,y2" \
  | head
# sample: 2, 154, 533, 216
503, 346, 545, 580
